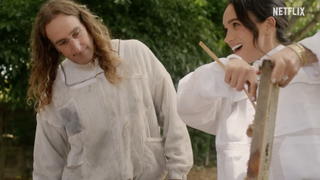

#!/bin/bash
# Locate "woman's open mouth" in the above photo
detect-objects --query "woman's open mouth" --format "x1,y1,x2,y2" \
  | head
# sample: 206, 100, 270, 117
232, 44, 243, 54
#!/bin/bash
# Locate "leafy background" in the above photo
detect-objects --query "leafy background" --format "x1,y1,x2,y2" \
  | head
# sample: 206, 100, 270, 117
0, 0, 319, 179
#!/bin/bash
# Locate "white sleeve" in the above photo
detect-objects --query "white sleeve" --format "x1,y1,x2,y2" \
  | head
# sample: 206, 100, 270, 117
299, 31, 320, 67
33, 105, 68, 180
134, 40, 193, 180
177, 57, 237, 135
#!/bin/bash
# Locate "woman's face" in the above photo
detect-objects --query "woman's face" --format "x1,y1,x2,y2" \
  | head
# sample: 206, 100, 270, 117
223, 4, 265, 63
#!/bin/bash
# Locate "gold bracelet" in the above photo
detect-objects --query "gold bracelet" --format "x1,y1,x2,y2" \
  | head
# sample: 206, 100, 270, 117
287, 43, 306, 67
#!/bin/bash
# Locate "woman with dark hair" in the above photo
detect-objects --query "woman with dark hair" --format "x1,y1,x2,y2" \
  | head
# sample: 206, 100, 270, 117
177, 0, 320, 179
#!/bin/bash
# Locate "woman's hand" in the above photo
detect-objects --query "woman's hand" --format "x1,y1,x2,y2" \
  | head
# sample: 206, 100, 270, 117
269, 48, 301, 87
261, 47, 301, 87
265, 44, 317, 87
225, 58, 258, 101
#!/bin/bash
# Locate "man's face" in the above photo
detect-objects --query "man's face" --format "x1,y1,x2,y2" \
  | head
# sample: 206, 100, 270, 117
46, 13, 95, 64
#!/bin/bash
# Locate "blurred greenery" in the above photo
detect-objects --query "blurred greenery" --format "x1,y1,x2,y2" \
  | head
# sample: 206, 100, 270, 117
286, 0, 320, 41
77, 0, 231, 86
0, 0, 319, 178
0, 0, 41, 110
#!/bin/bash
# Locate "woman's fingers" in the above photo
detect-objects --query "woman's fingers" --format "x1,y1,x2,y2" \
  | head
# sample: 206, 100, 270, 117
270, 56, 286, 84
248, 80, 258, 101
269, 47, 301, 86
225, 59, 258, 93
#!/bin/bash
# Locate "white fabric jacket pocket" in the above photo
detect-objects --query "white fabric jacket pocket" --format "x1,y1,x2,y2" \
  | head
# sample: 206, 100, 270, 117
66, 131, 85, 168
141, 137, 167, 180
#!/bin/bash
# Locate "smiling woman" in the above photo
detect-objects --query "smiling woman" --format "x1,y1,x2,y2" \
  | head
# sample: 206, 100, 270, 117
177, 0, 320, 179
222, 0, 289, 63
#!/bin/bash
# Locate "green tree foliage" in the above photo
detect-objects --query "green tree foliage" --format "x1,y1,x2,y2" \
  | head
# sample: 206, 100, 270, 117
77, 0, 230, 87
0, 0, 43, 110
286, 0, 320, 42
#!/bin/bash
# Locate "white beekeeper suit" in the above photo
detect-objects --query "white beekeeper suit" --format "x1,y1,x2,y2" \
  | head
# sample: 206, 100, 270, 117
177, 31, 320, 180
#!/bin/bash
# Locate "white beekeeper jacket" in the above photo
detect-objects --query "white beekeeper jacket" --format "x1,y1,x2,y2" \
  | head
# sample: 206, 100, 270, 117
177, 31, 320, 180
33, 39, 193, 180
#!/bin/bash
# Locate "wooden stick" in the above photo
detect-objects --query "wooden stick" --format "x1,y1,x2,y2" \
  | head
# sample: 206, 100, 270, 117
199, 41, 256, 109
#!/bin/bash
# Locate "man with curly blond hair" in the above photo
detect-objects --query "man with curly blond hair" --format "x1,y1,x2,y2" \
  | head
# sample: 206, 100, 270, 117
28, 0, 193, 179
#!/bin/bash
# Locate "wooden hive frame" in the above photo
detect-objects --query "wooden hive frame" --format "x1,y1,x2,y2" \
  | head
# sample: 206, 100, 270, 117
246, 60, 279, 180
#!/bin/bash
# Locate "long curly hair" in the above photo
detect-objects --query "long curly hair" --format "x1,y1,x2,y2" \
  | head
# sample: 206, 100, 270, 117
28, 0, 122, 112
